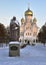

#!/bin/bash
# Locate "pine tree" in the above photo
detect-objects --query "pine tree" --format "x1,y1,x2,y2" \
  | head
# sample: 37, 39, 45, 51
38, 23, 46, 45
0, 23, 7, 43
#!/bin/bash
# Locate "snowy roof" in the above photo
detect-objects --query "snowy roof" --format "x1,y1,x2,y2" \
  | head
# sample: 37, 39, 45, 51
9, 41, 20, 44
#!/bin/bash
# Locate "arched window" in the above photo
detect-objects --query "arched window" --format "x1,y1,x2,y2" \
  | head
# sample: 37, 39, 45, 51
30, 33, 31, 35
28, 32, 29, 35
26, 33, 27, 35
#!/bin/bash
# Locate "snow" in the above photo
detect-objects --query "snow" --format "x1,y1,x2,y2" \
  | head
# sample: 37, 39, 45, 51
0, 43, 46, 65
9, 41, 20, 44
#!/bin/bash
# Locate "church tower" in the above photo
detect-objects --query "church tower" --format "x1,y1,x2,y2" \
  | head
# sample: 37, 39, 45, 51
19, 4, 39, 44
33, 17, 37, 24
25, 4, 33, 22
21, 18, 25, 25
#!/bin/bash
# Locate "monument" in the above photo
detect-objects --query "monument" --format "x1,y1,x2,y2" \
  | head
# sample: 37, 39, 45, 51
9, 16, 20, 57
10, 16, 20, 41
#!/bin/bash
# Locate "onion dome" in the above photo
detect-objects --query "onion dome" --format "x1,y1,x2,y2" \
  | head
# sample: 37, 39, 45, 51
25, 8, 33, 16
21, 18, 24, 23
33, 17, 37, 23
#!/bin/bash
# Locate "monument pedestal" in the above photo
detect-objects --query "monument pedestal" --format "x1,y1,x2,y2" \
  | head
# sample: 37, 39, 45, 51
9, 41, 20, 57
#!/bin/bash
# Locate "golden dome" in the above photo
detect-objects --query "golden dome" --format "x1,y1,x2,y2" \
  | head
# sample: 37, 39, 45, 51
25, 8, 33, 16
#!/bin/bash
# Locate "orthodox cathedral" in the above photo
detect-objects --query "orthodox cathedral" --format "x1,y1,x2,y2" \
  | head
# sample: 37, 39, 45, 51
19, 7, 39, 44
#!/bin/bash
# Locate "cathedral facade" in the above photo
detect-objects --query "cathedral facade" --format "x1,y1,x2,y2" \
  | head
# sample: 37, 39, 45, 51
19, 8, 38, 44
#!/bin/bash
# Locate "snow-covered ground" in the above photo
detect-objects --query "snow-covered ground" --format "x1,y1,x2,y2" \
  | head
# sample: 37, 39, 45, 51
0, 43, 46, 65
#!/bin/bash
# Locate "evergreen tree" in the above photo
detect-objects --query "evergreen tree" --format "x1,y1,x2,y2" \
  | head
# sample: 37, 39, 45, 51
38, 23, 46, 45
0, 23, 7, 43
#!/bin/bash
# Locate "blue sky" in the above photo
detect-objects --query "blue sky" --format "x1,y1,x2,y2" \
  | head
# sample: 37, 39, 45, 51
0, 0, 46, 28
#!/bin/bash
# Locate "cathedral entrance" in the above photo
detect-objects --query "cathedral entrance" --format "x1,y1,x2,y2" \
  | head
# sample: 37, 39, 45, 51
27, 40, 30, 45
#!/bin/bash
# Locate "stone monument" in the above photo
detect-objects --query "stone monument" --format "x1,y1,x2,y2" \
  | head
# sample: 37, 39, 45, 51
9, 16, 20, 57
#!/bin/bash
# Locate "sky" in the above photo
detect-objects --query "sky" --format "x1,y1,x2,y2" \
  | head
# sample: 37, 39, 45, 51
0, 0, 46, 28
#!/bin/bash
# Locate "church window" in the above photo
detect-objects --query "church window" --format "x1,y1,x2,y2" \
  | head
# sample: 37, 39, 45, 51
30, 33, 31, 35
28, 33, 29, 35
26, 27, 27, 30
26, 27, 28, 30
26, 27, 29, 30
26, 33, 27, 35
